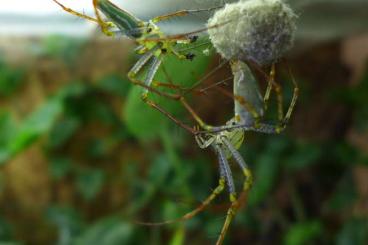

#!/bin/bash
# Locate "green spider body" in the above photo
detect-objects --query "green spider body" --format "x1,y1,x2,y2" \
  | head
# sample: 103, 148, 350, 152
92, 0, 197, 97
231, 60, 264, 126
96, 0, 186, 55
196, 118, 244, 159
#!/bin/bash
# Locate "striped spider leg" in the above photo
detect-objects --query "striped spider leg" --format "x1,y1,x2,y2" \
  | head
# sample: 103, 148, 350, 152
194, 118, 253, 245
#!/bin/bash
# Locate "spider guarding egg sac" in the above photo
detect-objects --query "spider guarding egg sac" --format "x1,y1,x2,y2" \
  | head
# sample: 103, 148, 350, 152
207, 0, 297, 65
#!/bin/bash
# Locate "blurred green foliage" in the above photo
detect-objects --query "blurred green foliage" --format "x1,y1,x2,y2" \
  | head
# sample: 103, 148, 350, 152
0, 32, 367, 245
0, 59, 25, 97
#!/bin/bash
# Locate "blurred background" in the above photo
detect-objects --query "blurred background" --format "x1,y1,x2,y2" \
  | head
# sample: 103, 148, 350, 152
0, 0, 368, 244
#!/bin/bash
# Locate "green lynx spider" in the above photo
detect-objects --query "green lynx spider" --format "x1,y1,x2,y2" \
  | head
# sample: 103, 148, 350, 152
52, 0, 220, 99
139, 59, 298, 245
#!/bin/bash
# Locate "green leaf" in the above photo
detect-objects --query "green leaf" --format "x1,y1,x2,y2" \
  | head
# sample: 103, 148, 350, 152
169, 226, 185, 245
8, 97, 63, 154
74, 217, 133, 245
326, 171, 357, 211
248, 153, 279, 207
244, 137, 288, 207
0, 112, 16, 149
0, 217, 14, 241
97, 74, 131, 98
49, 157, 73, 180
40, 35, 84, 63
147, 154, 171, 185
337, 218, 368, 245
284, 220, 323, 245
47, 117, 80, 148
127, 155, 172, 214
0, 83, 88, 164
0, 60, 25, 96
76, 168, 105, 201
123, 86, 169, 141
284, 142, 322, 171
46, 206, 84, 245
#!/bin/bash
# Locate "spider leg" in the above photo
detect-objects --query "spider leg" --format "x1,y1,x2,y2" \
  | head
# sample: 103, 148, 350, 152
195, 133, 215, 148
52, 0, 115, 36
200, 63, 299, 134
221, 137, 252, 192
136, 144, 232, 226
126, 49, 200, 133
216, 86, 261, 125
52, 0, 99, 23
127, 48, 180, 99
126, 55, 219, 134
215, 145, 236, 196
128, 47, 192, 100
216, 136, 253, 245
283, 65, 299, 125
264, 64, 284, 121
142, 56, 162, 97
179, 87, 264, 132
263, 63, 299, 125
151, 6, 223, 23
179, 84, 264, 132
143, 99, 196, 134
263, 68, 273, 111
92, 0, 116, 36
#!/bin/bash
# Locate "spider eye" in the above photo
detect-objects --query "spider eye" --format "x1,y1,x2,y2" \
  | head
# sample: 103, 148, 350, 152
161, 48, 167, 53
147, 27, 152, 33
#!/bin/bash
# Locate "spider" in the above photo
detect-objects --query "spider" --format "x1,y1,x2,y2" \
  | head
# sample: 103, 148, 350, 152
52, 0, 221, 100
138, 59, 298, 245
